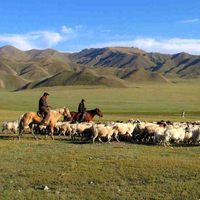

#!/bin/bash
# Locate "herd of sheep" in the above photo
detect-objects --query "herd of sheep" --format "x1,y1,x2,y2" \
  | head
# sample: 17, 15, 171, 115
2, 116, 200, 146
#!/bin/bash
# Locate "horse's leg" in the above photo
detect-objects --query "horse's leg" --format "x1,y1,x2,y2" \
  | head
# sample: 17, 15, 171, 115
50, 126, 54, 140
18, 128, 24, 140
114, 132, 120, 142
29, 123, 38, 140
92, 134, 97, 144
107, 135, 112, 144
18, 119, 26, 140
98, 137, 104, 143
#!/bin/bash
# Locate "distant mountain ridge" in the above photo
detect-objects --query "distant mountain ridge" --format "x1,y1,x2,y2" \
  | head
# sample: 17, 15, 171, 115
68, 47, 200, 79
0, 45, 199, 90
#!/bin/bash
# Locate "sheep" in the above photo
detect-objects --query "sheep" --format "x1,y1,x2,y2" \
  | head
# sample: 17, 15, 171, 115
36, 125, 48, 134
2, 120, 18, 134
133, 121, 152, 142
67, 122, 93, 141
54, 121, 78, 138
92, 124, 119, 144
154, 126, 168, 144
70, 123, 78, 141
143, 124, 160, 142
163, 127, 186, 145
76, 122, 93, 136
58, 122, 73, 136
81, 126, 95, 141
184, 125, 200, 144
113, 122, 137, 141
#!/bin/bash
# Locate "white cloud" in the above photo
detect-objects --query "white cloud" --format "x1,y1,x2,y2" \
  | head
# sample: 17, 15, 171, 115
75, 25, 82, 30
90, 38, 200, 55
0, 34, 38, 50
0, 30, 67, 50
2, 26, 200, 55
181, 19, 199, 23
30, 31, 65, 48
62, 26, 73, 33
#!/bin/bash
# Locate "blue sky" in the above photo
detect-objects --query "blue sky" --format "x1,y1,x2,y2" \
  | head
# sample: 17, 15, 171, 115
1, 0, 200, 54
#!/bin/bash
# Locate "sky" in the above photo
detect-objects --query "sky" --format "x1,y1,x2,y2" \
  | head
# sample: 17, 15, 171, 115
1, 0, 200, 55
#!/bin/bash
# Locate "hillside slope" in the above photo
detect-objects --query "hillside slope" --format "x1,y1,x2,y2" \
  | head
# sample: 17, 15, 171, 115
68, 47, 200, 79
23, 68, 128, 89
1, 45, 200, 90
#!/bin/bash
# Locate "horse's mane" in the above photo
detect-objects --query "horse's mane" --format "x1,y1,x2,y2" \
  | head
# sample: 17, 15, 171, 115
50, 107, 70, 115
87, 108, 98, 113
50, 108, 64, 115
70, 108, 98, 114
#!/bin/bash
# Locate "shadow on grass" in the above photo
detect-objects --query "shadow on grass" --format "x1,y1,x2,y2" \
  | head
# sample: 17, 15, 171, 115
0, 134, 19, 140
0, 133, 200, 148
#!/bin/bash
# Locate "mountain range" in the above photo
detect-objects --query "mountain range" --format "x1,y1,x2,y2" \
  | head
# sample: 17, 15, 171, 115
0, 45, 199, 90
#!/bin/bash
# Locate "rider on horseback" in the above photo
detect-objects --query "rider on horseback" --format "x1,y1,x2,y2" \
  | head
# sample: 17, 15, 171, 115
38, 92, 51, 125
78, 99, 86, 121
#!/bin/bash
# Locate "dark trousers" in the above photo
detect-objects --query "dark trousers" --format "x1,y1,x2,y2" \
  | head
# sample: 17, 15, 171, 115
40, 106, 51, 122
78, 112, 86, 121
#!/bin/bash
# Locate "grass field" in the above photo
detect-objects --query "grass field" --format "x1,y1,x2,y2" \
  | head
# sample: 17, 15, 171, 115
0, 135, 200, 200
0, 80, 200, 125
0, 81, 200, 199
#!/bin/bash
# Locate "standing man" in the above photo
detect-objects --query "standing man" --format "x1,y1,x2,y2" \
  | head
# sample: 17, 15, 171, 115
39, 92, 51, 125
78, 99, 86, 121
182, 110, 185, 118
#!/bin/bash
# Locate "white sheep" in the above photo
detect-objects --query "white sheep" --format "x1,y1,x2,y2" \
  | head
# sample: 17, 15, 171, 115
143, 124, 160, 142
154, 126, 167, 144
113, 122, 136, 141
76, 122, 93, 136
68, 122, 93, 141
163, 127, 186, 145
2, 120, 18, 134
133, 121, 152, 142
59, 122, 71, 136
92, 124, 119, 144
184, 125, 200, 144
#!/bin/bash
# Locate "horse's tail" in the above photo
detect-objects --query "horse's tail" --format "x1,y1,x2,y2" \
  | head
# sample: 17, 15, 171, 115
19, 115, 25, 134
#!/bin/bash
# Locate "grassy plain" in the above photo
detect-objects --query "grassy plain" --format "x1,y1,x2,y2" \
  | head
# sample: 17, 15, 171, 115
0, 81, 200, 199
0, 80, 200, 125
0, 137, 200, 200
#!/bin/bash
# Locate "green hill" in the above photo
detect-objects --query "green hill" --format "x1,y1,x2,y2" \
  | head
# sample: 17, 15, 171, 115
28, 68, 128, 89
68, 48, 200, 80
26, 48, 70, 62
0, 72, 27, 90
1, 45, 200, 90
122, 69, 171, 83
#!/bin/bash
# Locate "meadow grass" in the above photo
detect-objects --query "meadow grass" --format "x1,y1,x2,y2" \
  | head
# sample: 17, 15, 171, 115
0, 135, 200, 200
0, 82, 200, 199
0, 81, 200, 125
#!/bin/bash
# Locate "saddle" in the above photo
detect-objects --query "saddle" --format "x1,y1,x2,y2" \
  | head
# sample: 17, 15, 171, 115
37, 111, 44, 118
78, 112, 86, 122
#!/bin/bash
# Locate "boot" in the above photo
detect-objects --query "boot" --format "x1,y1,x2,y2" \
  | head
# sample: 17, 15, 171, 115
40, 119, 47, 126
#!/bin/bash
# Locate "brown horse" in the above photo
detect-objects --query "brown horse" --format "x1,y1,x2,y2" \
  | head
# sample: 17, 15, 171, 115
66, 108, 103, 122
19, 107, 71, 140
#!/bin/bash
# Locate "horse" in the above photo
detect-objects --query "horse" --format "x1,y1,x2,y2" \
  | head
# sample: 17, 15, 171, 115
66, 108, 103, 122
19, 107, 71, 140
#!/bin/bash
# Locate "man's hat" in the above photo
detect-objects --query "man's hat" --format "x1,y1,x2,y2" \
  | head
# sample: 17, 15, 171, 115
44, 92, 49, 96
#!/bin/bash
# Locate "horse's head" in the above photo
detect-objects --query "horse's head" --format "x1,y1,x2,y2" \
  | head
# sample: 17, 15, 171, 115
95, 108, 103, 117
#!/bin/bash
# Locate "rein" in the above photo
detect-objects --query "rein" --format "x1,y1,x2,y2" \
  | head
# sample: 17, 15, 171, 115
49, 106, 55, 109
